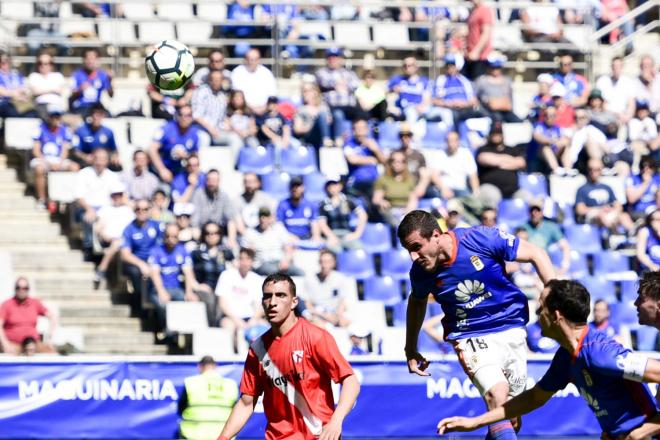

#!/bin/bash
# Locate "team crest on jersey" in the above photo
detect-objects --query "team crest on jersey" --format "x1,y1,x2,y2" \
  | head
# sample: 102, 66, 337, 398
470, 256, 484, 271
292, 350, 304, 364
582, 369, 593, 387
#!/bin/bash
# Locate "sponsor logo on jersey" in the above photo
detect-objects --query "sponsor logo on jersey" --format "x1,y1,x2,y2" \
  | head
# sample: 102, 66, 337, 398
454, 280, 484, 302
470, 256, 484, 271
582, 369, 593, 387
292, 350, 304, 364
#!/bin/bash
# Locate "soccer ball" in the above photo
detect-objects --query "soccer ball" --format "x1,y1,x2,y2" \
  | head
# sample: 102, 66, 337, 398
145, 40, 195, 91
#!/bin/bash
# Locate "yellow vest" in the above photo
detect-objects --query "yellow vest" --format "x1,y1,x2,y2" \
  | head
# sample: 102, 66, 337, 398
179, 370, 239, 440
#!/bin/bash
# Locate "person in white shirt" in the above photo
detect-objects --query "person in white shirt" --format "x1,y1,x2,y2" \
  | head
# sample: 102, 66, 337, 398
434, 131, 480, 198
27, 52, 66, 118
230, 48, 277, 115
595, 56, 636, 123
233, 172, 276, 234
633, 55, 660, 114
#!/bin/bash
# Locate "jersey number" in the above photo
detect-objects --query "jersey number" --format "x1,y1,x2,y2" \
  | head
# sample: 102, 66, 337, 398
466, 338, 488, 352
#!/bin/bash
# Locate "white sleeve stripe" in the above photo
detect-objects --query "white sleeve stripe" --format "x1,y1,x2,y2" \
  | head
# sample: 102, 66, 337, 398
621, 352, 648, 382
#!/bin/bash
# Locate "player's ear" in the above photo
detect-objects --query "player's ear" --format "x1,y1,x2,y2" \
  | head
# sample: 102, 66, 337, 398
291, 295, 299, 310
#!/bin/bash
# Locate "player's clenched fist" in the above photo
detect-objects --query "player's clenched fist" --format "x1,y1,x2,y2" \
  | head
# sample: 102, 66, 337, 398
405, 351, 431, 376
437, 416, 478, 434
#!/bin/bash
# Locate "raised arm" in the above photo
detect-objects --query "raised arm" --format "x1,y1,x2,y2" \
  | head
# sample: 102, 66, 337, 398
515, 239, 556, 285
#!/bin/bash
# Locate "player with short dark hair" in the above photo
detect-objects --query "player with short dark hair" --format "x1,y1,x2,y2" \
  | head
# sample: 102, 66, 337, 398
438, 280, 660, 439
218, 273, 360, 440
635, 271, 660, 328
398, 209, 555, 439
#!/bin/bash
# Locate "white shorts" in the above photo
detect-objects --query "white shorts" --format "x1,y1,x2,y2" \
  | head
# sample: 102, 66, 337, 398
29, 156, 73, 171
452, 327, 528, 398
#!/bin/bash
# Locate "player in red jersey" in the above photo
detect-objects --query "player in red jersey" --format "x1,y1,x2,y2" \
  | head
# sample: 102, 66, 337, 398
218, 273, 360, 440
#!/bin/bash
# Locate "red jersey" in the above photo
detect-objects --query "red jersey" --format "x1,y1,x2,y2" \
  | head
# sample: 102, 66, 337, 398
467, 4, 494, 60
240, 318, 354, 439
0, 297, 48, 344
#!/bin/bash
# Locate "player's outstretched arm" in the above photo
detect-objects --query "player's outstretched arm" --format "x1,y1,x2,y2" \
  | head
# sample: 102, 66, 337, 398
321, 374, 361, 440
437, 385, 554, 435
515, 239, 556, 285
218, 394, 256, 440
405, 295, 430, 376
642, 358, 660, 384
624, 412, 660, 440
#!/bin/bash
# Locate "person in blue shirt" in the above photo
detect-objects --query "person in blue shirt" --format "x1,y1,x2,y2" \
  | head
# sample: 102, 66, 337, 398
276, 176, 322, 242
388, 56, 430, 123
589, 299, 621, 342
0, 52, 35, 118
72, 103, 120, 170
398, 210, 555, 440
626, 155, 659, 219
438, 279, 660, 440
171, 154, 206, 204
148, 223, 201, 334
525, 320, 559, 353
528, 106, 570, 175
635, 209, 660, 272
343, 119, 387, 201
149, 104, 201, 182
255, 96, 296, 156
120, 199, 163, 314
70, 48, 113, 116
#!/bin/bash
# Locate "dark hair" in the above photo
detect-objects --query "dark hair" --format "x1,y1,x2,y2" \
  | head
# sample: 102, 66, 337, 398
639, 271, 660, 301
132, 149, 147, 160
645, 208, 660, 228
83, 48, 100, 57
201, 221, 222, 242
206, 168, 220, 177
319, 249, 336, 260
397, 210, 441, 243
239, 247, 256, 260
640, 155, 657, 172
262, 272, 297, 297
208, 49, 224, 60
21, 337, 37, 349
545, 280, 591, 324
199, 355, 216, 366
89, 102, 106, 114
593, 298, 610, 310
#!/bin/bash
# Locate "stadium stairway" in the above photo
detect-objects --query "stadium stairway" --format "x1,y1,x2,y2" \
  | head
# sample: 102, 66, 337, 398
0, 155, 166, 354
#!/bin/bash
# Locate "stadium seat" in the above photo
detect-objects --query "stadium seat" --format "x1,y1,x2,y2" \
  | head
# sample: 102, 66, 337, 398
176, 21, 213, 45
581, 276, 617, 303
564, 25, 590, 51
98, 20, 137, 45
261, 171, 291, 200
391, 300, 407, 327
337, 249, 375, 280
549, 248, 589, 278
610, 301, 638, 326
600, 175, 627, 204
102, 118, 130, 149
417, 197, 446, 212
564, 224, 603, 254
503, 122, 533, 146
360, 222, 393, 254
157, 2, 194, 19
620, 280, 638, 302
196, 2, 227, 20
518, 173, 548, 198
326, 326, 352, 356
372, 22, 410, 49
592, 251, 637, 280
4, 118, 41, 150
280, 145, 317, 175
558, 202, 575, 226
333, 22, 371, 48
363, 275, 402, 306
193, 328, 237, 358
377, 121, 401, 150
166, 302, 208, 333
121, 2, 155, 19
378, 327, 406, 358
237, 146, 275, 174
47, 172, 78, 203
549, 174, 586, 206
59, 19, 96, 38
319, 146, 348, 177
198, 146, 235, 174
348, 300, 387, 332
298, 21, 331, 41
1, 1, 34, 18
127, 117, 165, 148
492, 24, 524, 49
138, 21, 175, 42
421, 122, 449, 149
381, 248, 412, 281
497, 198, 529, 232
303, 172, 327, 203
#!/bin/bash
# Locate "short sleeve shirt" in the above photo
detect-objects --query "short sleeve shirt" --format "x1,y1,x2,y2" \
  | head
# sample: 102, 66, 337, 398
575, 182, 616, 208
148, 243, 192, 290
153, 120, 200, 174
34, 122, 72, 159
121, 219, 163, 262
0, 297, 48, 344
73, 123, 117, 154
71, 68, 112, 109
276, 197, 319, 240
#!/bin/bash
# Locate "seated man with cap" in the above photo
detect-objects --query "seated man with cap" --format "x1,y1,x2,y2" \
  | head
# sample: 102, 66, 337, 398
474, 56, 522, 123
276, 176, 324, 248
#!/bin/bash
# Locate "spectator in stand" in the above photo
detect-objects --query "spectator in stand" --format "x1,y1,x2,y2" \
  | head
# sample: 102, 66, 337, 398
303, 250, 355, 329
190, 169, 238, 248
318, 177, 368, 253
547, 82, 575, 130
626, 155, 659, 220
434, 131, 480, 199
427, 54, 482, 129
233, 172, 276, 234
575, 158, 634, 233
464, 0, 494, 80
480, 207, 498, 227
72, 103, 121, 170
75, 148, 121, 257
355, 70, 388, 123
633, 55, 660, 114
474, 57, 521, 123
191, 222, 234, 303
78, 2, 122, 17
191, 70, 231, 148
149, 104, 201, 183
70, 48, 113, 117
520, 0, 568, 43
26, 1, 68, 56
120, 199, 163, 315
506, 227, 544, 297
0, 277, 56, 354
257, 3, 304, 60
595, 57, 636, 124
230, 48, 277, 115
0, 52, 34, 118
636, 208, 660, 272
293, 82, 333, 149
215, 247, 267, 350
315, 48, 363, 147
372, 150, 419, 226
476, 122, 528, 208
396, 123, 444, 199
242, 207, 304, 276
21, 337, 37, 356
522, 199, 571, 276
173, 203, 199, 252
552, 54, 590, 108
598, 0, 633, 53
149, 223, 201, 335
171, 154, 205, 204
586, 89, 632, 175
223, 89, 258, 150
529, 73, 554, 122
629, 100, 658, 156
421, 312, 455, 354
121, 150, 159, 202
589, 299, 621, 342
388, 55, 431, 123
276, 176, 322, 243
147, 82, 193, 121
223, 0, 262, 47
151, 189, 175, 224
256, 96, 295, 154
30, 105, 79, 209
529, 106, 571, 175
191, 50, 232, 91
526, 320, 560, 353
441, 199, 471, 231
94, 182, 134, 287
27, 52, 67, 119
564, 107, 609, 174
344, 119, 388, 201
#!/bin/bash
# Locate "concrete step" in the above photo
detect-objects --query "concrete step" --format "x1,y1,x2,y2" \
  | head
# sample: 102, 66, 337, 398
59, 316, 142, 330
0, 222, 60, 234
0, 169, 18, 182
0, 198, 36, 209
84, 332, 155, 346
0, 234, 67, 245
13, 261, 94, 272
58, 306, 131, 318
0, 210, 51, 221
83, 344, 168, 355
0, 243, 72, 252
0, 182, 26, 192
39, 295, 113, 307
10, 251, 84, 266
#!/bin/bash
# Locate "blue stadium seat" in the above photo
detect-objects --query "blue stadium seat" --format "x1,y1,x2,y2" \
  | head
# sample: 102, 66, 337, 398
303, 172, 327, 203
336, 249, 375, 280
417, 197, 445, 212
392, 300, 407, 327
363, 275, 403, 306
280, 146, 318, 175
559, 202, 575, 226
360, 222, 393, 254
610, 302, 638, 326
497, 198, 529, 232
620, 280, 638, 302
237, 146, 274, 174
261, 171, 291, 200
381, 248, 412, 281
421, 122, 449, 149
550, 249, 589, 278
377, 121, 401, 150
518, 173, 548, 197
564, 224, 602, 254
592, 251, 632, 276
581, 276, 617, 303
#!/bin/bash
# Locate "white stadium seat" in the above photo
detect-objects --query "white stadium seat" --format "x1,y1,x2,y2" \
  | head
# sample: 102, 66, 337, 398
196, 2, 227, 20
4, 118, 41, 150
326, 326, 352, 357
493, 24, 524, 49
193, 328, 236, 359
166, 302, 208, 333
503, 122, 533, 146
157, 2, 194, 19
127, 117, 165, 148
199, 146, 235, 174
1, 1, 34, 19
98, 20, 137, 45
138, 21, 175, 41
333, 23, 371, 48
59, 19, 96, 38
549, 174, 587, 206
600, 175, 627, 205
319, 146, 348, 177
298, 21, 331, 41
372, 23, 410, 49
121, 2, 155, 19
102, 118, 130, 148
564, 25, 591, 51
348, 300, 387, 333
47, 172, 78, 203
177, 21, 213, 45
377, 327, 406, 358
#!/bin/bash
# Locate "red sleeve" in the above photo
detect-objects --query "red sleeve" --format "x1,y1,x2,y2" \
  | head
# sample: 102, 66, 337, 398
239, 348, 264, 397
35, 299, 48, 316
314, 330, 354, 383
479, 5, 494, 25
0, 302, 8, 321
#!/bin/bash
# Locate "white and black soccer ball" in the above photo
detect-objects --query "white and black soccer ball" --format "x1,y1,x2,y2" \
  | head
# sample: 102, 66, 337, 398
145, 40, 195, 91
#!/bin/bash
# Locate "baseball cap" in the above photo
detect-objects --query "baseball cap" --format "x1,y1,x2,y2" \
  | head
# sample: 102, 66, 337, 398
46, 104, 64, 116
537, 73, 554, 85
348, 323, 370, 338
636, 99, 650, 110
588, 89, 603, 100
324, 174, 342, 186
325, 47, 344, 58
444, 54, 458, 65
289, 176, 304, 188
109, 181, 126, 195
258, 206, 271, 217
487, 55, 506, 68
173, 202, 195, 217
267, 96, 279, 104
446, 199, 464, 215
549, 82, 567, 98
